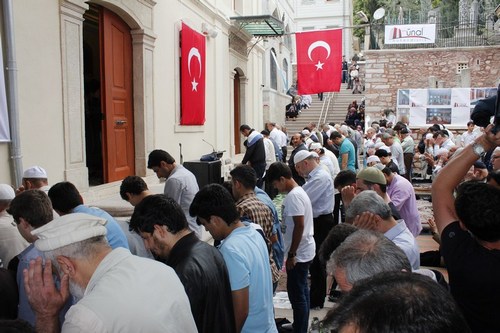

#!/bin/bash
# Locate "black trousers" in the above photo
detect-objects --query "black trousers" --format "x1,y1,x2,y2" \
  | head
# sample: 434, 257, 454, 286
309, 213, 336, 308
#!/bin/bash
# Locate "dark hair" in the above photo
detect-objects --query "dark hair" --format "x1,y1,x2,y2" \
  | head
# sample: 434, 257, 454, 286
147, 149, 175, 169
330, 131, 342, 140
261, 129, 270, 136
0, 319, 35, 333
334, 170, 356, 189
129, 194, 187, 234
47, 182, 82, 214
467, 121, 474, 126
380, 166, 393, 176
266, 162, 292, 183
318, 223, 358, 266
120, 176, 149, 200
360, 179, 387, 193
487, 170, 500, 186
455, 181, 500, 242
374, 149, 390, 158
322, 271, 471, 332
189, 184, 240, 226
230, 165, 257, 189
8, 190, 53, 228
239, 124, 251, 132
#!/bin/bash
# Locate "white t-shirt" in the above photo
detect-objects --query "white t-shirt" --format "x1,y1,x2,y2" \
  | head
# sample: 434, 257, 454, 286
282, 186, 315, 263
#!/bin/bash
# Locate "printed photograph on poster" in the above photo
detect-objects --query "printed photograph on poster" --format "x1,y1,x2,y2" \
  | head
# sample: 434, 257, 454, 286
409, 107, 426, 126
470, 88, 497, 105
428, 89, 452, 105
398, 90, 410, 105
451, 107, 472, 125
451, 88, 471, 107
426, 108, 451, 124
410, 90, 427, 107
397, 107, 410, 122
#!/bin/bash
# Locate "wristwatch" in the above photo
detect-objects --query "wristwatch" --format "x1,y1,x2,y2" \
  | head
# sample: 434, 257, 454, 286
472, 142, 486, 158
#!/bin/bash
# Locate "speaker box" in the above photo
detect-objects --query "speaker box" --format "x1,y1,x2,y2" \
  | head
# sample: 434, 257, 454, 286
183, 160, 222, 189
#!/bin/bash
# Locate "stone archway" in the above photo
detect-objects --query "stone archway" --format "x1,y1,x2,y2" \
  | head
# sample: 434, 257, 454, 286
59, 0, 155, 190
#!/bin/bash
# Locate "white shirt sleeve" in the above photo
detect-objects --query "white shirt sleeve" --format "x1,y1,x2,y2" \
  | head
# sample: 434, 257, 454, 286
62, 304, 107, 333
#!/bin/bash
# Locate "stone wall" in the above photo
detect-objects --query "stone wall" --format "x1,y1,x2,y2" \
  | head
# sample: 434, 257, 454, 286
363, 46, 500, 128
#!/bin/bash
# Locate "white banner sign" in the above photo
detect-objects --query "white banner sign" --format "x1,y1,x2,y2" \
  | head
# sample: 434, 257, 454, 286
397, 87, 497, 127
0, 37, 9, 142
385, 24, 436, 44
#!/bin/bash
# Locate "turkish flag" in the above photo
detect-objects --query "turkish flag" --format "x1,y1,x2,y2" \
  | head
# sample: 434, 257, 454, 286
295, 29, 342, 94
180, 23, 206, 125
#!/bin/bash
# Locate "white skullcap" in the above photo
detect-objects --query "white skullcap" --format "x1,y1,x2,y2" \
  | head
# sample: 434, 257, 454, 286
425, 133, 434, 140
380, 145, 392, 153
366, 155, 381, 164
0, 184, 15, 200
301, 129, 310, 136
309, 142, 322, 150
33, 213, 107, 251
374, 142, 385, 149
23, 166, 48, 179
294, 150, 315, 165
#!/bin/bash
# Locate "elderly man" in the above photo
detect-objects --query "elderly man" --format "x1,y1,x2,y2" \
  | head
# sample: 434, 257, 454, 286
399, 127, 415, 180
240, 124, 267, 188
288, 132, 307, 186
190, 184, 277, 333
382, 132, 406, 176
381, 167, 422, 237
327, 229, 411, 292
294, 150, 335, 309
129, 195, 235, 333
491, 147, 500, 171
267, 122, 288, 162
23, 213, 197, 332
147, 149, 202, 238
0, 184, 28, 267
432, 124, 500, 332
267, 162, 315, 333
16, 166, 50, 194
345, 190, 420, 270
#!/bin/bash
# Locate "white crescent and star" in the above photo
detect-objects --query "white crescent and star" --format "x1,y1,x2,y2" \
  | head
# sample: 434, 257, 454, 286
188, 47, 202, 91
307, 41, 331, 71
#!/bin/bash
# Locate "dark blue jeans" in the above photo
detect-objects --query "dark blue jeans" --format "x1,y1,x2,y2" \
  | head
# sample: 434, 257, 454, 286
287, 261, 311, 333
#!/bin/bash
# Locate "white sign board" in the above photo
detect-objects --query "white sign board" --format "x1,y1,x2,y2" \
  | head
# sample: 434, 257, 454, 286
385, 24, 436, 44
396, 87, 497, 127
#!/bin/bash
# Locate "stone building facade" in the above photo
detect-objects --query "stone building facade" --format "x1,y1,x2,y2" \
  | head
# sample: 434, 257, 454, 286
363, 46, 500, 127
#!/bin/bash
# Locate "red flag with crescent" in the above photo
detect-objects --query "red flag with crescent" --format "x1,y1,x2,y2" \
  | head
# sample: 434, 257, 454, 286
181, 23, 206, 125
295, 29, 342, 94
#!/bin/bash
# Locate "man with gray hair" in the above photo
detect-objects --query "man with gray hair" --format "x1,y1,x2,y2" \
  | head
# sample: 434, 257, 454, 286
345, 190, 419, 270
327, 229, 411, 292
23, 213, 197, 333
491, 147, 500, 171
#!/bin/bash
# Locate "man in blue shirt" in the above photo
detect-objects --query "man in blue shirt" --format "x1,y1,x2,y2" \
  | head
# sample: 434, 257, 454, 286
331, 131, 356, 172
48, 182, 129, 250
190, 184, 277, 333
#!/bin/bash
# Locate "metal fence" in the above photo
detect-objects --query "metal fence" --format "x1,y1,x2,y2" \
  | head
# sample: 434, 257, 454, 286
371, 18, 500, 49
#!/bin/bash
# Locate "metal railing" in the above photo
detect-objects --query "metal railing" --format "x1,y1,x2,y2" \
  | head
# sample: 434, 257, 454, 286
317, 92, 335, 126
371, 19, 500, 49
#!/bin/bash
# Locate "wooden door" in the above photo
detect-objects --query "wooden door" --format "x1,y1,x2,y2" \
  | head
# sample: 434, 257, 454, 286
233, 72, 241, 154
101, 8, 135, 182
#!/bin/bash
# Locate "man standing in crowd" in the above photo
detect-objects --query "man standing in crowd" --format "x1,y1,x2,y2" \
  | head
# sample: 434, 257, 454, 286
147, 149, 202, 238
48, 181, 129, 249
190, 184, 277, 333
288, 132, 307, 186
433, 124, 500, 332
130, 194, 236, 332
330, 131, 356, 172
16, 166, 51, 194
0, 184, 28, 267
23, 213, 197, 332
267, 122, 288, 162
400, 127, 415, 181
267, 162, 315, 333
293, 151, 335, 310
381, 167, 421, 237
240, 124, 267, 188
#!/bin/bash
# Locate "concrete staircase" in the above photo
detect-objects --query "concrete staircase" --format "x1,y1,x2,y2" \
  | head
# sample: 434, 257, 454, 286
284, 83, 365, 139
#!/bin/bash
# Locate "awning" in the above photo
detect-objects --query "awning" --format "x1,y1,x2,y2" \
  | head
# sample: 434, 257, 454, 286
230, 15, 285, 37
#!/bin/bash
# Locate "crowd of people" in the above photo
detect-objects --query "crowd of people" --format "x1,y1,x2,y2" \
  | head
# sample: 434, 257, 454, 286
1, 103, 500, 332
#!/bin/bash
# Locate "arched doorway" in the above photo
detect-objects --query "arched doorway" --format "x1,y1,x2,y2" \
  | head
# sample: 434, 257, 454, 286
233, 70, 241, 154
83, 4, 135, 185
